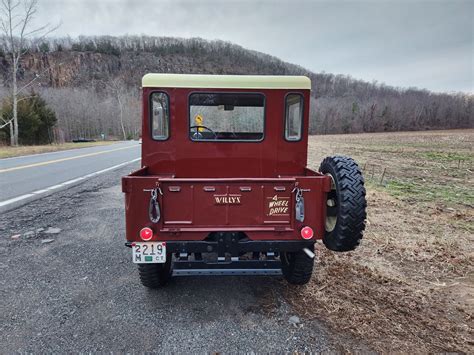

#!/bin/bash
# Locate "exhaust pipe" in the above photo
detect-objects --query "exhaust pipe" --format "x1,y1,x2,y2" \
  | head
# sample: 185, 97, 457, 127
303, 247, 315, 259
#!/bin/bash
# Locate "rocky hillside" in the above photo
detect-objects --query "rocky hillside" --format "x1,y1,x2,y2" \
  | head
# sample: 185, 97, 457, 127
1, 36, 472, 140
2, 37, 316, 91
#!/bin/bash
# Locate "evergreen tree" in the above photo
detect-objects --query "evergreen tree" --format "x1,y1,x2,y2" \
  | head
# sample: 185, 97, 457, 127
1, 93, 57, 145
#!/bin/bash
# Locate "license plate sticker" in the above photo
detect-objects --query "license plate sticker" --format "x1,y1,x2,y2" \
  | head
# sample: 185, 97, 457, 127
132, 242, 166, 264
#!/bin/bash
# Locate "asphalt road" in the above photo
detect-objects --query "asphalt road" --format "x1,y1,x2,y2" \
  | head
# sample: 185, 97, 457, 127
0, 141, 140, 210
0, 163, 346, 352
0, 143, 370, 352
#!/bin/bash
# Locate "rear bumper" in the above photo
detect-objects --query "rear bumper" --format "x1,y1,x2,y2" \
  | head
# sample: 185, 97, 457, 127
125, 239, 314, 254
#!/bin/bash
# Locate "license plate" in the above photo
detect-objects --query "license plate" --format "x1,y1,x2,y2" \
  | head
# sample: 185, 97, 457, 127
132, 242, 166, 264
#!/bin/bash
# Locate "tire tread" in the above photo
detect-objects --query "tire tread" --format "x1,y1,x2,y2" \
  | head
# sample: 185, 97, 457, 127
319, 156, 367, 252
281, 248, 314, 285
138, 259, 172, 289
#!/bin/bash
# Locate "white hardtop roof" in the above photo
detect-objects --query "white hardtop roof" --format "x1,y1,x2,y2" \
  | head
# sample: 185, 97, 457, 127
142, 73, 311, 90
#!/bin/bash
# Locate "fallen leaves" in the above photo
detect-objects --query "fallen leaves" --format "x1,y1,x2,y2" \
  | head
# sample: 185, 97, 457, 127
285, 189, 473, 353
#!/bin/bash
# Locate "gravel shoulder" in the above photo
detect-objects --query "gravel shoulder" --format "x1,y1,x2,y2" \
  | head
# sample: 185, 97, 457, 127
0, 164, 352, 353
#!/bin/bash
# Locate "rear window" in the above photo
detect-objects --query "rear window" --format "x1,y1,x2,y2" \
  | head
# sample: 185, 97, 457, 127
189, 93, 264, 141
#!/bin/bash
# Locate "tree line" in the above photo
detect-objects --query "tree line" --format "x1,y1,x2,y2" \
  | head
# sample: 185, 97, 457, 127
1, 35, 472, 144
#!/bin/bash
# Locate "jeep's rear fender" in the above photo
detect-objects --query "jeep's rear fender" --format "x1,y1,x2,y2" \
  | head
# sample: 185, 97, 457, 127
122, 167, 331, 242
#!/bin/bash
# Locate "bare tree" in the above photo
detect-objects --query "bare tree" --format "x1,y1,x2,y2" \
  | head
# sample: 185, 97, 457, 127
107, 78, 128, 140
0, 0, 58, 146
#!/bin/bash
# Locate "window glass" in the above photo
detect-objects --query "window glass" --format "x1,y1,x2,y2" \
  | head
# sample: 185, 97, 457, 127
189, 93, 264, 141
151, 92, 169, 140
285, 94, 303, 141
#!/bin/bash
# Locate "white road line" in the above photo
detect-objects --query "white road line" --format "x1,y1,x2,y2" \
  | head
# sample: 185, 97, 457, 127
0, 158, 140, 208
32, 189, 49, 194
0, 193, 35, 205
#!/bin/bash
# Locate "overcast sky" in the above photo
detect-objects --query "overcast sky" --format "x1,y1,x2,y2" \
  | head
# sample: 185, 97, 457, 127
33, 0, 473, 93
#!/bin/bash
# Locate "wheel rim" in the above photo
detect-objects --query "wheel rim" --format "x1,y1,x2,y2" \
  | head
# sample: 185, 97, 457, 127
325, 173, 338, 233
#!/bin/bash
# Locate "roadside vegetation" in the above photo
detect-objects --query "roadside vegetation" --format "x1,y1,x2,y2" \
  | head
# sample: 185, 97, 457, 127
288, 129, 473, 353
1, 94, 57, 146
0, 141, 118, 159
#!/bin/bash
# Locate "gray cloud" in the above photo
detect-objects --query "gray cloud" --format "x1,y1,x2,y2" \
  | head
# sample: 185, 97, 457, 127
31, 0, 473, 92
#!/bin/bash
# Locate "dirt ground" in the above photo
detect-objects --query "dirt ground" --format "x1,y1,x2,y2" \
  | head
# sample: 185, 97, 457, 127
288, 129, 473, 353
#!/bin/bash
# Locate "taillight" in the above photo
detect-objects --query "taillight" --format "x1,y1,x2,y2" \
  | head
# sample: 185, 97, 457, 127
300, 226, 314, 240
139, 227, 153, 241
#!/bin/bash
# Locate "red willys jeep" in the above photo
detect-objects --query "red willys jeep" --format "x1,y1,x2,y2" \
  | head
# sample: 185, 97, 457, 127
122, 74, 366, 288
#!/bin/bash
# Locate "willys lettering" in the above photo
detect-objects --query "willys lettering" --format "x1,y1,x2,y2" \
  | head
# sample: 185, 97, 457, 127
214, 195, 241, 204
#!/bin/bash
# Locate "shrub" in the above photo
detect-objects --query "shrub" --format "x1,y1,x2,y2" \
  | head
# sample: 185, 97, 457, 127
1, 93, 57, 145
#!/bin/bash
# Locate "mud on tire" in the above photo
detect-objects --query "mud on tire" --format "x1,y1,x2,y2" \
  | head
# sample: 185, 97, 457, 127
319, 156, 367, 252
138, 256, 173, 289
281, 247, 314, 285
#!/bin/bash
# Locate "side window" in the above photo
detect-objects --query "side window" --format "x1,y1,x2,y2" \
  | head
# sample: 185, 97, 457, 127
150, 92, 169, 140
285, 94, 303, 141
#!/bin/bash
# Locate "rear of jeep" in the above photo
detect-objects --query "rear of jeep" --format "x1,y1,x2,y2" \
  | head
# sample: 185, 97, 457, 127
122, 74, 366, 288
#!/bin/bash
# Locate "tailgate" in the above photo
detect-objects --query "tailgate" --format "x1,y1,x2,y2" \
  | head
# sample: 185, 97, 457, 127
159, 178, 296, 229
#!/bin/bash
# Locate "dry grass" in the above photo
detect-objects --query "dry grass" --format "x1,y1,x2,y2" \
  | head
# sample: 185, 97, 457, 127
288, 129, 473, 353
0, 141, 119, 159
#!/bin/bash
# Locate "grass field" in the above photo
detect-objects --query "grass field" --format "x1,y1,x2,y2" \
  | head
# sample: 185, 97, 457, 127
0, 141, 119, 159
289, 129, 473, 352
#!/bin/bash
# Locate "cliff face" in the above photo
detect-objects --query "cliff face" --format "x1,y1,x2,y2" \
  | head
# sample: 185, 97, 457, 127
2, 51, 125, 88
2, 49, 304, 91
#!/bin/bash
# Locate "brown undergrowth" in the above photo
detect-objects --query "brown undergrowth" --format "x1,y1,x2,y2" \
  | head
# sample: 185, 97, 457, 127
286, 130, 473, 353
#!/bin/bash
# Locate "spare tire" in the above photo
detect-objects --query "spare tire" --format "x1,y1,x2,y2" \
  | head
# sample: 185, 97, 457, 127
319, 156, 367, 252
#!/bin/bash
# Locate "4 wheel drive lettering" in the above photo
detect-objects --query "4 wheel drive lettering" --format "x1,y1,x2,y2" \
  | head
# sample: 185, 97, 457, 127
269, 198, 289, 208
214, 195, 241, 205
267, 195, 290, 216
269, 207, 289, 216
